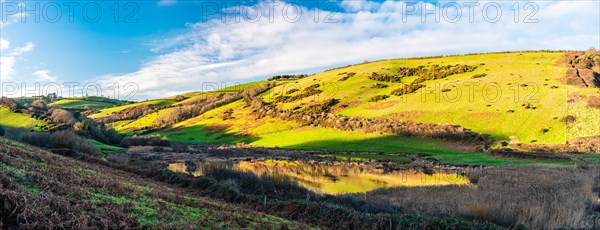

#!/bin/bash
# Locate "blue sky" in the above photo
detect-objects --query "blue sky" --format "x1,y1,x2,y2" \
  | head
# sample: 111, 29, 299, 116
1, 0, 599, 100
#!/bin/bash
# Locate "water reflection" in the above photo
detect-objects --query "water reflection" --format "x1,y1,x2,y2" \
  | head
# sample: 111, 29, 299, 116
168, 160, 469, 194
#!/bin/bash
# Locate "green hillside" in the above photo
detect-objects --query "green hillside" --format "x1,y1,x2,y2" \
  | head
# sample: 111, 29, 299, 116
264, 52, 598, 144
51, 96, 129, 110
0, 107, 46, 130
0, 137, 302, 228
89, 51, 600, 165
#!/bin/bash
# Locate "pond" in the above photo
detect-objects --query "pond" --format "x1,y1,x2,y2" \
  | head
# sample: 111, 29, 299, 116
167, 160, 470, 194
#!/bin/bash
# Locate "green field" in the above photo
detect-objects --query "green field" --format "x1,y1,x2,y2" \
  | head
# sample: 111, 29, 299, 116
264, 52, 599, 144
51, 96, 128, 110
89, 99, 176, 119
90, 51, 599, 166
0, 107, 46, 130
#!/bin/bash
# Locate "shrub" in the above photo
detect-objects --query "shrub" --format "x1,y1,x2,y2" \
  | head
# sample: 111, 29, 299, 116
286, 88, 299, 94
174, 95, 186, 101
471, 73, 487, 79
120, 135, 169, 147
49, 130, 99, 155
560, 115, 577, 124
49, 109, 77, 126
301, 99, 338, 114
371, 83, 388, 88
390, 83, 424, 96
8, 129, 99, 155
368, 95, 389, 102
274, 84, 322, 103
368, 72, 402, 82
338, 76, 350, 81
268, 74, 309, 81
0, 97, 19, 111
0, 126, 4, 136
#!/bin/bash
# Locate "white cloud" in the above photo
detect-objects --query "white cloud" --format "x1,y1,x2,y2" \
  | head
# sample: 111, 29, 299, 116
0, 41, 34, 80
32, 70, 57, 82
0, 39, 9, 51
10, 42, 34, 55
157, 0, 176, 7
99, 0, 600, 99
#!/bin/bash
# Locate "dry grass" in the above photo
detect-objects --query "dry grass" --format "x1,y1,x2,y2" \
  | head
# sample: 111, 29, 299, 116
0, 137, 304, 229
353, 166, 600, 229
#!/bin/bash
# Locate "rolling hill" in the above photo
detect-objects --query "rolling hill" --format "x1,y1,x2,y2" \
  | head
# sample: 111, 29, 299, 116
50, 96, 129, 110
83, 51, 599, 165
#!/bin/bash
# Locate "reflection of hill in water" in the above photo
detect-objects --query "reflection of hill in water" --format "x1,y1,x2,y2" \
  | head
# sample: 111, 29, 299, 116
168, 160, 469, 194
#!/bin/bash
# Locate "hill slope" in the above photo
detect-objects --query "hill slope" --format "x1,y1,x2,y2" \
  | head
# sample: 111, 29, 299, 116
0, 137, 301, 228
50, 96, 129, 110
90, 51, 600, 160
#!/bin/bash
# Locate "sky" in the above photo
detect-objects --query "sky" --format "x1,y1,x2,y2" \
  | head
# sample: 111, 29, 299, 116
0, 0, 599, 100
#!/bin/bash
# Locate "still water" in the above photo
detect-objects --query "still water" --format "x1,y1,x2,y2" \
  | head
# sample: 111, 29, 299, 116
168, 160, 469, 194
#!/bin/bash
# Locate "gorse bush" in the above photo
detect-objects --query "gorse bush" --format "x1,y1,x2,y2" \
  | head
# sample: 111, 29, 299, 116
381, 64, 477, 96
371, 83, 388, 88
368, 95, 389, 102
285, 88, 299, 94
369, 64, 476, 83
390, 83, 425, 96
471, 73, 487, 79
268, 74, 309, 81
301, 98, 338, 114
273, 84, 322, 103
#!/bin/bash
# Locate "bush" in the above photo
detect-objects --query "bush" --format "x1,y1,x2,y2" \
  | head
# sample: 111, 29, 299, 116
120, 135, 169, 147
7, 129, 99, 155
49, 130, 99, 155
0, 97, 19, 111
301, 99, 338, 114
390, 83, 425, 96
471, 73, 487, 79
368, 95, 389, 102
371, 83, 388, 88
274, 84, 322, 103
560, 115, 577, 124
286, 88, 299, 94
268, 74, 309, 81
174, 95, 186, 101
0, 126, 4, 136
49, 109, 77, 126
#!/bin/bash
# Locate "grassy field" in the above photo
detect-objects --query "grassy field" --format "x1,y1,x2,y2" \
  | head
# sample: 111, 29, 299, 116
88, 99, 177, 119
89, 51, 598, 166
88, 139, 126, 152
158, 101, 572, 166
264, 52, 599, 144
51, 96, 128, 110
0, 107, 46, 130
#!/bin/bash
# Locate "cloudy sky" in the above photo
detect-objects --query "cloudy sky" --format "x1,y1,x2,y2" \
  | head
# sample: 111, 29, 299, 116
1, 0, 599, 100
